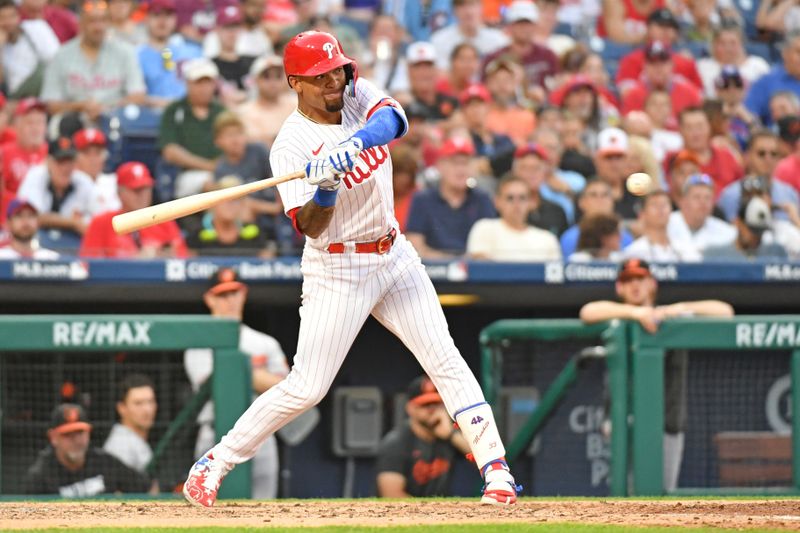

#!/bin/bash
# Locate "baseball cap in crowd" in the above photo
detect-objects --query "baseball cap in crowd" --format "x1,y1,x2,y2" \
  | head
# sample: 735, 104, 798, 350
14, 97, 47, 117
48, 137, 77, 160
459, 84, 491, 105
741, 174, 769, 195
50, 403, 92, 435
117, 162, 155, 189
715, 65, 744, 90
406, 41, 437, 65
515, 142, 549, 161
549, 74, 595, 107
505, 0, 539, 24
668, 149, 701, 170
183, 57, 220, 82
597, 128, 629, 157
73, 128, 107, 150
778, 115, 800, 145
216, 4, 243, 26
6, 198, 37, 220
644, 41, 672, 62
407, 376, 443, 406
438, 137, 475, 158
617, 258, 652, 282
647, 8, 680, 29
739, 196, 773, 233
250, 55, 283, 78
206, 267, 246, 295
148, 0, 175, 14
681, 173, 715, 194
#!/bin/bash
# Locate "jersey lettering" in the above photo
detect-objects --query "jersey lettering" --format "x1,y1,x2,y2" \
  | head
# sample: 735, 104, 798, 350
340, 146, 388, 190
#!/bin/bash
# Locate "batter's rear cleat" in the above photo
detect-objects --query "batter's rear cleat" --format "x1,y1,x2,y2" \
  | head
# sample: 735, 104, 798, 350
480, 460, 521, 505
183, 451, 233, 507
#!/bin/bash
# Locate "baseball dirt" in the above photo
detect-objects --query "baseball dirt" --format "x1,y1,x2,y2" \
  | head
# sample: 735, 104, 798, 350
1, 499, 800, 530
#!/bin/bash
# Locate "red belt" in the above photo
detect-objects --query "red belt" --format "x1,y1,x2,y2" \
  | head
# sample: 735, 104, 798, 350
327, 229, 397, 254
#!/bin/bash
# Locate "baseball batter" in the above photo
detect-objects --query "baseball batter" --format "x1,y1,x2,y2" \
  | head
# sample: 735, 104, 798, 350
183, 31, 519, 507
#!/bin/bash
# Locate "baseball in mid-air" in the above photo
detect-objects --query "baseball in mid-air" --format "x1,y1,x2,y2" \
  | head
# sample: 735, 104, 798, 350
626, 172, 653, 196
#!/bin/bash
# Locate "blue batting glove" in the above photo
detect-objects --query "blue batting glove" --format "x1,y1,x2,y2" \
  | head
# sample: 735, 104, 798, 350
326, 137, 363, 174
305, 159, 340, 191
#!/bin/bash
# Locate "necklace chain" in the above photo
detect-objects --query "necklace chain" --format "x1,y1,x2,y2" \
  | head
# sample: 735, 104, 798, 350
296, 107, 321, 124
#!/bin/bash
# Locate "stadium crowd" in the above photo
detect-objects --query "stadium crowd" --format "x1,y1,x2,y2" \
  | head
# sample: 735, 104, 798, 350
0, 0, 798, 262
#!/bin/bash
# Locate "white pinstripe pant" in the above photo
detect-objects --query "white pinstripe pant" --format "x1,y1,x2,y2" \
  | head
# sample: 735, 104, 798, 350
214, 234, 486, 465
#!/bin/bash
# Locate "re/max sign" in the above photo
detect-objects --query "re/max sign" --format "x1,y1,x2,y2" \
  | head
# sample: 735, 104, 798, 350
52, 321, 152, 347
736, 322, 800, 348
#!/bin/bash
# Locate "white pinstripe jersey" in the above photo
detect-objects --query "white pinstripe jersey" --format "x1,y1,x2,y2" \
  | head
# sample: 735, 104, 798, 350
271, 77, 407, 249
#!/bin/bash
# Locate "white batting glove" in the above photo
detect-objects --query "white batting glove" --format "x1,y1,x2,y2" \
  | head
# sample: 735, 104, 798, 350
326, 137, 363, 174
305, 159, 340, 191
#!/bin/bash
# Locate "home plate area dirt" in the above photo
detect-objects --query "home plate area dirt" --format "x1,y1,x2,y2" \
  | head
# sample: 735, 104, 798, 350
1, 499, 800, 530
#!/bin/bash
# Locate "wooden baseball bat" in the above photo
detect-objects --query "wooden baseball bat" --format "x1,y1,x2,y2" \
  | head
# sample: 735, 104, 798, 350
112, 170, 305, 234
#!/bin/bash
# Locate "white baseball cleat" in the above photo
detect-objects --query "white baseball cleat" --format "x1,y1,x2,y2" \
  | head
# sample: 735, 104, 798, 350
182, 451, 233, 508
480, 461, 520, 505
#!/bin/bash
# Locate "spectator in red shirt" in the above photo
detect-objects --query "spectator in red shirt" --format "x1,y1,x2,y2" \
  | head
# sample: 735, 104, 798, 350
621, 42, 703, 129
80, 162, 188, 258
669, 107, 744, 197
616, 8, 702, 92
0, 98, 48, 226
18, 0, 78, 43
481, 1, 559, 106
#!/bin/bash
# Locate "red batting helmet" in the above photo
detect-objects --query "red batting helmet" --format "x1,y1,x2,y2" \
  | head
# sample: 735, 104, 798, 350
283, 31, 358, 93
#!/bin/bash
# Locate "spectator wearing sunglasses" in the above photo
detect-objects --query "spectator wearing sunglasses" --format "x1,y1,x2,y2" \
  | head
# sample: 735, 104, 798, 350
718, 130, 799, 222
466, 175, 562, 261
138, 0, 200, 108
696, 24, 770, 98
667, 173, 736, 254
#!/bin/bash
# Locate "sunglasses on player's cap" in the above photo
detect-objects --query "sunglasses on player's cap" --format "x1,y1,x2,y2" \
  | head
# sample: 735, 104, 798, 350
50, 403, 92, 434
617, 258, 652, 282
207, 267, 246, 295
407, 375, 443, 406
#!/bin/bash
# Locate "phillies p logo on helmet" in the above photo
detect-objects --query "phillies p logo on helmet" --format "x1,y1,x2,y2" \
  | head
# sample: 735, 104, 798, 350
283, 31, 358, 95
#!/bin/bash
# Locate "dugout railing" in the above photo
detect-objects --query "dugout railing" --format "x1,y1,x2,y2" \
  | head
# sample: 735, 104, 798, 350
480, 316, 800, 497
0, 315, 252, 499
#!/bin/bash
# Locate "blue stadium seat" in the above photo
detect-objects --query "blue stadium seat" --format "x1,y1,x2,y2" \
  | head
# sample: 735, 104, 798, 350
737, 0, 760, 39
553, 21, 575, 38
679, 41, 710, 59
590, 38, 635, 83
101, 106, 162, 176
37, 228, 82, 256
745, 41, 775, 62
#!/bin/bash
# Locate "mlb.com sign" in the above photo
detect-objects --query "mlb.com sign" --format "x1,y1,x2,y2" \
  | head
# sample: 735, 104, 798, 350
53, 320, 152, 347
